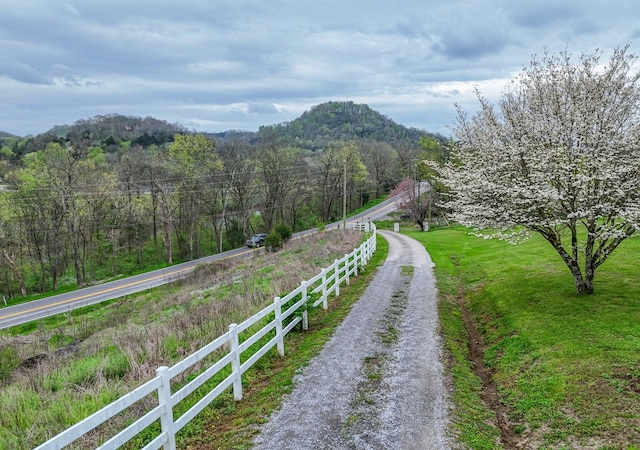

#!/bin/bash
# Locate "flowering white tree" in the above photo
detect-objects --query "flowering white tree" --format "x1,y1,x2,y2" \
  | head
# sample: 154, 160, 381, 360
439, 45, 640, 294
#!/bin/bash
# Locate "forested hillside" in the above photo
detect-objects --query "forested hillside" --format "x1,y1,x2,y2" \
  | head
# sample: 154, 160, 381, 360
255, 101, 446, 150
0, 115, 186, 160
0, 102, 448, 298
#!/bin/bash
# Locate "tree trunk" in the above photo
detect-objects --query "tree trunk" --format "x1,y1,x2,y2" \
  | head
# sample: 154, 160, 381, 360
541, 231, 593, 295
159, 195, 173, 265
2, 249, 27, 296
71, 236, 84, 286
51, 262, 58, 292
574, 275, 594, 294
62, 191, 84, 287
151, 173, 158, 250
162, 220, 172, 265
563, 255, 593, 294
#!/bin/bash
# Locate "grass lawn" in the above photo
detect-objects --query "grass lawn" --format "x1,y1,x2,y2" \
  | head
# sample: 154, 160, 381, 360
406, 227, 640, 450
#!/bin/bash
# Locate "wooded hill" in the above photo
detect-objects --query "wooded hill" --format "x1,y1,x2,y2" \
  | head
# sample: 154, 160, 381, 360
0, 115, 187, 160
1, 101, 447, 154
215, 101, 446, 150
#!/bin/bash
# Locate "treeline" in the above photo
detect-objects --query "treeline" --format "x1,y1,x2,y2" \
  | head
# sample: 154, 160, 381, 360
0, 109, 443, 298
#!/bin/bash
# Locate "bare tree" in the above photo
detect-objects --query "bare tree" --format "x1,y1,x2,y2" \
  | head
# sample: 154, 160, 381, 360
117, 145, 153, 253
360, 140, 397, 199
315, 143, 345, 222
0, 214, 26, 296
438, 45, 640, 294
256, 145, 304, 231
389, 178, 432, 231
10, 151, 68, 291
168, 134, 222, 259
314, 141, 368, 223
217, 141, 260, 247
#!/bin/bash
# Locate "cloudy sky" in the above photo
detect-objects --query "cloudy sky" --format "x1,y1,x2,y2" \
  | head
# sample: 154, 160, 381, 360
1, 0, 639, 137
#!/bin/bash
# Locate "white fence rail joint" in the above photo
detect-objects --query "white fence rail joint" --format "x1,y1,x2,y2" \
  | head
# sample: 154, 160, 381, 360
34, 224, 376, 450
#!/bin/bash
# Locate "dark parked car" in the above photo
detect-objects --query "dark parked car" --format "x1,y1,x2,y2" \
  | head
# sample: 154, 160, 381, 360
246, 233, 267, 248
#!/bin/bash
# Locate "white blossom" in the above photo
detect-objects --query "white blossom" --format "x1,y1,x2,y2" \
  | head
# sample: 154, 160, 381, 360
438, 45, 640, 294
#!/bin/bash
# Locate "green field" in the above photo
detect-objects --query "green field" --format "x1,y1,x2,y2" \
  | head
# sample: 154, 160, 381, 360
406, 227, 640, 449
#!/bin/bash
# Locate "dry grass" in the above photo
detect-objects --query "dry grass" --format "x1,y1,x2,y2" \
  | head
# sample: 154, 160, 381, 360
0, 230, 363, 450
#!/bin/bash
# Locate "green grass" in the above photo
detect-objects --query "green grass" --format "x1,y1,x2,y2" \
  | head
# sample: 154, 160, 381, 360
406, 226, 640, 449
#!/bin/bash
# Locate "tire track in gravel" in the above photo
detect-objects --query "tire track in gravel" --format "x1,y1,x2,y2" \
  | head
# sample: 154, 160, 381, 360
252, 230, 451, 450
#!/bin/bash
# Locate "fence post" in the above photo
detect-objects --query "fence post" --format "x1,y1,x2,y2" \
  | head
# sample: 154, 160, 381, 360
363, 239, 369, 265
273, 297, 285, 356
321, 268, 328, 310
354, 248, 359, 277
334, 259, 340, 296
360, 241, 365, 267
301, 280, 308, 331
229, 324, 243, 400
345, 253, 351, 286
156, 366, 176, 450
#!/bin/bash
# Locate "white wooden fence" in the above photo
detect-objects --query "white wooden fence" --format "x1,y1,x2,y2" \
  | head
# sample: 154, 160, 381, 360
35, 224, 376, 450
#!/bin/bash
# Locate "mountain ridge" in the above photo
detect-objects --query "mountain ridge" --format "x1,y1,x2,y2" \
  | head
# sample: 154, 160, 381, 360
1, 101, 448, 149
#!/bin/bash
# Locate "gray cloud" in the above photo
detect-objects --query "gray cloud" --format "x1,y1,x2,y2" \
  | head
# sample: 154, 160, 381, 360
433, 30, 510, 60
0, 57, 52, 85
507, 1, 583, 28
0, 0, 637, 137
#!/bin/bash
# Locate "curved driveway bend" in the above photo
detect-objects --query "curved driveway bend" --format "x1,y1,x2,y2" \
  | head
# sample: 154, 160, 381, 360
252, 230, 451, 450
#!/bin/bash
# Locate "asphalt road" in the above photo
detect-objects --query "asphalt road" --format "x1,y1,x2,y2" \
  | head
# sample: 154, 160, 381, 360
0, 246, 256, 330
0, 197, 400, 331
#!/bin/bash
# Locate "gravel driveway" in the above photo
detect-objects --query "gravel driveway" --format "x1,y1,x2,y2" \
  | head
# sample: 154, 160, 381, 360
252, 230, 451, 449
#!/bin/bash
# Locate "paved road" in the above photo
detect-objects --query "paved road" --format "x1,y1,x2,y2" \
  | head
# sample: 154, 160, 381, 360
252, 229, 451, 449
0, 197, 400, 331
0, 246, 257, 330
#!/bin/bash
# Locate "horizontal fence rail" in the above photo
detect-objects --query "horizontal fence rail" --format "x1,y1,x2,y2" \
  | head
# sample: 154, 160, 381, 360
35, 224, 376, 450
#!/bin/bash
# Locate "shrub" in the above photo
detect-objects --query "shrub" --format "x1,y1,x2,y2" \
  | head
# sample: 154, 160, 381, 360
274, 223, 293, 242
222, 219, 246, 251
264, 230, 283, 252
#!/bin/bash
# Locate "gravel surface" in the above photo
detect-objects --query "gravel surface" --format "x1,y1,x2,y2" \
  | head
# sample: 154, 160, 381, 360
252, 230, 451, 449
